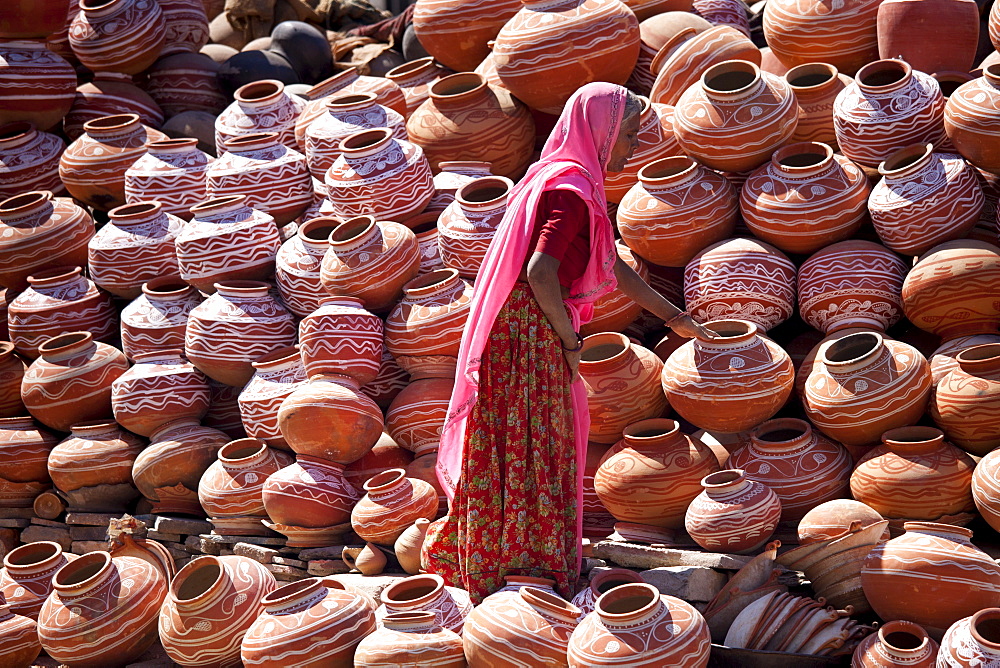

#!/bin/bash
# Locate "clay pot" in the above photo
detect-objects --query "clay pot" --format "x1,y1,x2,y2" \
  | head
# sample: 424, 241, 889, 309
120, 278, 202, 360
8, 266, 117, 359
944, 66, 1000, 175
852, 619, 938, 667
262, 455, 360, 527
385, 371, 453, 456
833, 59, 947, 169
158, 0, 209, 54
861, 522, 1000, 634
205, 380, 248, 440
797, 240, 908, 334
111, 350, 210, 436
395, 518, 431, 575
352, 469, 438, 547
932, 343, 1000, 455
345, 432, 414, 492
0, 417, 56, 508
741, 142, 869, 255
567, 582, 711, 666
124, 138, 211, 221
343, 543, 388, 576
320, 215, 421, 313
649, 25, 760, 107
237, 346, 307, 450
783, 63, 852, 147
930, 334, 1000, 386
877, 0, 979, 75
763, 0, 881, 75
207, 132, 312, 226
303, 92, 406, 181
324, 128, 435, 223
63, 71, 164, 141
571, 568, 644, 616
375, 573, 473, 634
144, 52, 225, 117
69, 0, 165, 73
240, 578, 377, 668
797, 499, 885, 545
0, 341, 23, 418
0, 122, 66, 200
185, 280, 297, 387
0, 40, 76, 132
437, 175, 511, 279
674, 59, 798, 173
939, 608, 1000, 667
629, 12, 712, 96
299, 297, 383, 385
605, 99, 684, 204
385, 58, 454, 118
21, 332, 129, 432
362, 349, 412, 411
215, 79, 305, 150
581, 241, 649, 338
198, 438, 294, 535
59, 113, 169, 211
595, 419, 719, 529
37, 551, 168, 665
47, 420, 143, 511
579, 333, 668, 445
275, 218, 339, 317
802, 331, 932, 446
617, 156, 738, 267
0, 542, 74, 621
412, 0, 521, 72
0, 600, 39, 668
0, 1, 70, 39
160, 555, 275, 667
424, 161, 494, 215
355, 610, 465, 667
685, 469, 782, 554
133, 418, 227, 515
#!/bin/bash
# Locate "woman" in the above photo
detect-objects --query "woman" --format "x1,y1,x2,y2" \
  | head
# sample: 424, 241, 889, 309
425, 82, 714, 603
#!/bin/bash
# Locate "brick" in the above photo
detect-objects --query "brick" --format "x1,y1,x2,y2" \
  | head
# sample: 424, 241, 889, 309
154, 516, 212, 536
30, 517, 67, 528
166, 546, 188, 560
70, 526, 109, 541
200, 533, 286, 547
0, 508, 37, 519
641, 566, 728, 602
71, 541, 108, 555
299, 545, 350, 561
65, 512, 119, 527
146, 531, 183, 543
272, 556, 306, 569
20, 524, 71, 551
307, 559, 352, 577
592, 542, 751, 571
233, 542, 280, 564
0, 519, 29, 528
267, 563, 308, 581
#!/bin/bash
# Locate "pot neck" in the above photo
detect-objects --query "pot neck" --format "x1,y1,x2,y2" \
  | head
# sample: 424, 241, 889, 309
387, 57, 438, 87
340, 129, 396, 158
142, 278, 198, 302
190, 195, 252, 221
857, 59, 913, 95
170, 556, 229, 612
402, 268, 462, 301
876, 621, 934, 660
328, 216, 379, 251
218, 438, 272, 469
638, 156, 701, 190
235, 80, 288, 111
971, 609, 1000, 654
251, 346, 302, 374
957, 343, 1000, 378
820, 332, 885, 374
364, 468, 407, 496
701, 469, 752, 497
80, 0, 129, 18
84, 114, 143, 141
214, 281, 271, 300
785, 62, 841, 97
222, 132, 282, 154
701, 60, 765, 103
38, 332, 98, 363
297, 218, 341, 252
902, 521, 974, 546
750, 418, 814, 453
261, 578, 329, 614
149, 417, 202, 441
26, 266, 87, 291
429, 73, 490, 109
0, 191, 55, 226
147, 138, 199, 157
324, 92, 379, 115
0, 122, 38, 151
770, 142, 835, 178
879, 143, 934, 180
579, 332, 634, 374
520, 586, 582, 624
308, 373, 361, 390
108, 201, 165, 229
131, 350, 187, 366
882, 426, 947, 456
0, 416, 39, 432
438, 161, 492, 178
52, 551, 114, 598
306, 68, 359, 99
456, 177, 513, 213
621, 419, 684, 450
695, 320, 758, 349
382, 574, 445, 608
595, 583, 664, 627
67, 420, 121, 440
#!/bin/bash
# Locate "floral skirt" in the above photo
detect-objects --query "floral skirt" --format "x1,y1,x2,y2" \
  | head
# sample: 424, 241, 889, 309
423, 283, 579, 603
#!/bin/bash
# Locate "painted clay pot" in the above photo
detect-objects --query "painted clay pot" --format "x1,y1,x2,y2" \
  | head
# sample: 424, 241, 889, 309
930, 334, 1000, 386
159, 555, 275, 667
424, 160, 494, 215
579, 333, 668, 445
567, 583, 711, 667
693, 0, 749, 34
617, 156, 738, 267
324, 128, 435, 223
797, 499, 885, 545
240, 578, 377, 668
627, 12, 711, 96
581, 241, 649, 337
685, 469, 782, 554
0, 600, 39, 668
797, 240, 907, 334
124, 138, 212, 221
938, 608, 1000, 667
0, 542, 74, 621
833, 59, 947, 169
674, 59, 798, 173
320, 215, 421, 313
571, 568, 644, 616
215, 79, 305, 150
0, 40, 76, 132
385, 58, 454, 118
0, 417, 56, 508
299, 297, 383, 385
47, 420, 143, 511
355, 610, 465, 667
944, 66, 1000, 175
902, 240, 1000, 338
437, 176, 511, 279
784, 63, 852, 147
133, 418, 228, 515
345, 432, 414, 492
386, 372, 454, 456
605, 99, 684, 204
662, 320, 794, 433
158, 0, 209, 54
0, 122, 66, 199
185, 280, 297, 387
0, 1, 69, 39
412, 0, 522, 72
932, 343, 1000, 455
877, 0, 979, 75
21, 332, 129, 432
394, 518, 431, 575
262, 455, 360, 528
375, 573, 473, 634
88, 201, 183, 299
69, 0, 165, 74
237, 346, 307, 450
37, 551, 168, 665
198, 438, 294, 535
304, 92, 406, 181
8, 266, 117, 359
111, 350, 210, 436
741, 142, 869, 255
861, 522, 1000, 634
802, 331, 932, 446
851, 619, 938, 667
275, 218, 340, 317
491, 0, 640, 114
683, 238, 796, 331
851, 426, 975, 523
143, 52, 225, 117
352, 469, 438, 547
763, 0, 882, 75
362, 348, 411, 411
63, 71, 164, 141
649, 24, 760, 107
120, 278, 202, 360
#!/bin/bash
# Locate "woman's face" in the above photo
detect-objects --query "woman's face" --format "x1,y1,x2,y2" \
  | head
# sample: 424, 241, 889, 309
607, 111, 641, 174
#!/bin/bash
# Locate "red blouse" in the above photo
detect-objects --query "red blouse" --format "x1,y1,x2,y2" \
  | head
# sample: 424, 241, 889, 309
523, 189, 591, 288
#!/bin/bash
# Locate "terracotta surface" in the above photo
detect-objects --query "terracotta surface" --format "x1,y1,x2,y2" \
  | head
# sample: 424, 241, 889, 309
120, 278, 203, 360
437, 176, 513, 280
784, 63, 852, 147
0, 41, 76, 132
0, 122, 66, 200
275, 219, 341, 317
374, 573, 473, 635
877, 0, 979, 75
133, 419, 228, 515
938, 608, 1000, 667
649, 25, 760, 106
355, 610, 465, 667
111, 350, 210, 437
352, 469, 439, 547
262, 455, 361, 528
0, 542, 73, 620
851, 619, 938, 667
304, 92, 406, 180
69, 0, 165, 74
685, 469, 782, 554
945, 66, 1000, 175
932, 343, 1000, 455
412, 0, 522, 72
293, 69, 406, 150
763, 0, 882, 74
215, 79, 304, 150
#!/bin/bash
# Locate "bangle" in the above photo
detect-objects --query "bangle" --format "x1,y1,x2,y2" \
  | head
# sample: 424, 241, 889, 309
562, 333, 584, 352
666, 311, 690, 327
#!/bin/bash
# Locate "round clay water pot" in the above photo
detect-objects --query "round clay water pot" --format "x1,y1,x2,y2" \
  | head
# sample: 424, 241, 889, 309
0, 40, 76, 132
412, 0, 522, 72
649, 24, 760, 107
354, 610, 466, 667
763, 0, 882, 75
63, 71, 164, 141
352, 469, 439, 547
345, 433, 414, 493
69, 0, 166, 74
571, 568, 645, 616
125, 138, 211, 221
375, 573, 474, 635
385, 57, 454, 118
932, 343, 1000, 456
262, 456, 360, 528
784, 62, 853, 147
0, 599, 39, 668
938, 608, 1000, 667
133, 419, 228, 516
304, 92, 406, 180
797, 499, 884, 545
47, 420, 144, 512
685, 469, 782, 554
0, 541, 74, 620
237, 346, 307, 451
120, 278, 203, 361
930, 334, 1000, 386
437, 175, 513, 280
299, 296, 383, 385
215, 79, 304, 150
275, 218, 341, 317
851, 619, 938, 667
944, 65, 1000, 175
386, 373, 454, 456
877, 0, 979, 75
111, 350, 210, 436
0, 121, 66, 200
0, 416, 56, 508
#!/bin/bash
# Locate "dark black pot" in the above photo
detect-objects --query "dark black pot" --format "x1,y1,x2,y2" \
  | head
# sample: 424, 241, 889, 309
217, 50, 300, 98
269, 20, 335, 84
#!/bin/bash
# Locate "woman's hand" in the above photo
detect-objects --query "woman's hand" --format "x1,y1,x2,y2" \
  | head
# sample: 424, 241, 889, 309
670, 313, 717, 341
563, 347, 582, 382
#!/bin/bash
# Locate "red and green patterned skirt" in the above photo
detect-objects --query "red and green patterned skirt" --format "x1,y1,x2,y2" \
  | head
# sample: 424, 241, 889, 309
423, 283, 579, 604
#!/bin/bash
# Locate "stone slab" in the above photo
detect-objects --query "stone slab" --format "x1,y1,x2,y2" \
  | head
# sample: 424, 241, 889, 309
199, 534, 286, 547
146, 531, 183, 543
272, 556, 306, 568
592, 542, 751, 571
298, 545, 351, 561
233, 542, 280, 564
65, 512, 120, 527
0, 508, 37, 519
30, 517, 67, 528
71, 540, 108, 555
0, 519, 30, 528
267, 563, 308, 581
306, 559, 352, 576
20, 524, 71, 550
641, 566, 728, 603
70, 526, 109, 541
183, 535, 202, 554
154, 516, 212, 536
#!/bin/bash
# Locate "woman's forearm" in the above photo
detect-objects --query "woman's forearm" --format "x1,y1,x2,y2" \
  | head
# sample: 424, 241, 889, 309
613, 257, 683, 322
526, 252, 578, 347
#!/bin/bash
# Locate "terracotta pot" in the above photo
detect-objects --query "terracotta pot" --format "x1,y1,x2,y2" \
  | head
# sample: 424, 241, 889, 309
617, 156, 737, 268
303, 92, 406, 181
375, 573, 473, 634
0, 542, 73, 620
0, 1, 70, 38
571, 568, 644, 616
693, 0, 750, 34
198, 438, 293, 535
582, 441, 616, 537
405, 450, 448, 518
861, 522, 1000, 634
158, 0, 209, 54
69, 0, 165, 73
423, 161, 494, 215
649, 25, 760, 107
0, 40, 76, 132
0, 122, 66, 200
355, 610, 465, 667
240, 578, 377, 667
852, 619, 938, 667
38, 551, 168, 665
362, 349, 412, 411
412, 0, 521, 72
436, 175, 511, 279
275, 218, 339, 317
741, 142, 869, 255
395, 518, 431, 575
133, 418, 227, 515
185, 280, 297, 387
8, 266, 117, 360
627, 12, 713, 96
343, 543, 388, 576
385, 372, 453, 457
783, 63, 853, 147
262, 455, 360, 528
580, 241, 649, 338
299, 296, 383, 385
802, 331, 932, 446
144, 52, 224, 118
763, 0, 882, 75
21, 332, 129, 432
385, 57, 454, 118
352, 469, 438, 547
237, 346, 307, 450
215, 79, 304, 150
595, 418, 719, 529
0, 600, 39, 668
686, 469, 782, 553
605, 99, 684, 204
567, 582, 711, 666
797, 499, 885, 545
110, 350, 210, 436
797, 240, 908, 335
63, 71, 164, 141
47, 420, 143, 511
345, 432, 414, 492
579, 333, 668, 445
944, 66, 1000, 175
124, 138, 211, 221
160, 555, 276, 667
320, 215, 421, 313
877, 0, 979, 75
938, 608, 1000, 667
833, 59, 947, 169
0, 417, 56, 507
120, 278, 202, 360
930, 334, 1000, 386
674, 59, 797, 173
932, 343, 1000, 455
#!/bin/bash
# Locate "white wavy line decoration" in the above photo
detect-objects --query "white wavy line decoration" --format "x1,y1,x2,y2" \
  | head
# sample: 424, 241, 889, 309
242, 597, 376, 665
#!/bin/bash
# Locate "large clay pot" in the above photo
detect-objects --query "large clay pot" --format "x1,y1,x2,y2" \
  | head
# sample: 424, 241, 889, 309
833, 59, 947, 169
424, 160, 494, 215
784, 63, 853, 147
303, 92, 406, 181
299, 297, 383, 385
237, 346, 307, 450
185, 280, 297, 387
649, 25, 760, 107
930, 334, 1000, 386
63, 71, 164, 141
160, 555, 276, 667
375, 573, 473, 634
0, 40, 76, 132
729, 418, 851, 522
802, 331, 932, 446
386, 372, 453, 456
595, 418, 719, 529
0, 542, 73, 620
877, 0, 979, 75
932, 343, 1000, 455
120, 278, 203, 360
944, 66, 1000, 175
69, 0, 165, 74
111, 350, 210, 436
567, 583, 711, 667
938, 608, 1000, 667
362, 348, 411, 411
901, 240, 1000, 339
581, 241, 649, 337
797, 240, 908, 334
741, 142, 869, 255
763, 0, 882, 75
385, 58, 454, 118
0, 599, 39, 668
132, 418, 227, 515
124, 138, 212, 221
355, 610, 465, 667
215, 79, 304, 150
0, 343, 24, 419
394, 518, 431, 575
0, 122, 66, 199
198, 438, 293, 535
345, 432, 414, 492
0, 1, 69, 39
685, 469, 782, 553
437, 176, 511, 279
262, 455, 361, 528
0, 417, 56, 508
662, 319, 794, 433
37, 551, 168, 665
579, 333, 668, 445
617, 156, 737, 268
352, 469, 438, 547
47, 420, 143, 511
851, 619, 938, 667
275, 218, 340, 317
861, 522, 1000, 634
605, 99, 684, 204
412, 0, 522, 73
240, 578, 377, 668
674, 59, 797, 173
21, 332, 129, 432
143, 52, 225, 117
159, 0, 209, 55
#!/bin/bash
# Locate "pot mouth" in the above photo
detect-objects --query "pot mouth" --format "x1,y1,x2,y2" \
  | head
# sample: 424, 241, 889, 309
456, 177, 512, 206
221, 132, 279, 151
882, 425, 944, 445
386, 56, 435, 81
592, 568, 644, 594
305, 69, 357, 98
438, 161, 492, 174
753, 418, 810, 444
0, 341, 13, 358
785, 62, 838, 89
404, 212, 439, 234
214, 280, 271, 295
325, 92, 377, 109
702, 469, 745, 487
987, 64, 1000, 83
54, 551, 110, 589
521, 586, 582, 618
857, 59, 911, 90
638, 156, 697, 182
430, 72, 486, 99
37, 331, 93, 356
878, 621, 930, 653
623, 418, 680, 441
773, 142, 832, 169
972, 609, 1000, 650
0, 190, 52, 215
879, 143, 932, 176
251, 345, 301, 370
933, 71, 974, 97
4, 540, 61, 568
580, 332, 629, 364
219, 437, 268, 462
381, 573, 444, 605
109, 200, 162, 221
957, 343, 1000, 365
822, 332, 881, 365
189, 194, 246, 215
80, 0, 120, 9
704, 319, 754, 339
235, 79, 284, 104
298, 217, 342, 243
147, 137, 199, 152
381, 611, 438, 630
364, 468, 406, 492
171, 556, 221, 601
903, 521, 973, 540
339, 127, 392, 153
403, 268, 459, 294
595, 582, 660, 619
0, 121, 34, 142
142, 277, 194, 297
26, 265, 82, 285
703, 59, 760, 95
82, 113, 140, 133
329, 215, 374, 243
262, 577, 325, 606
